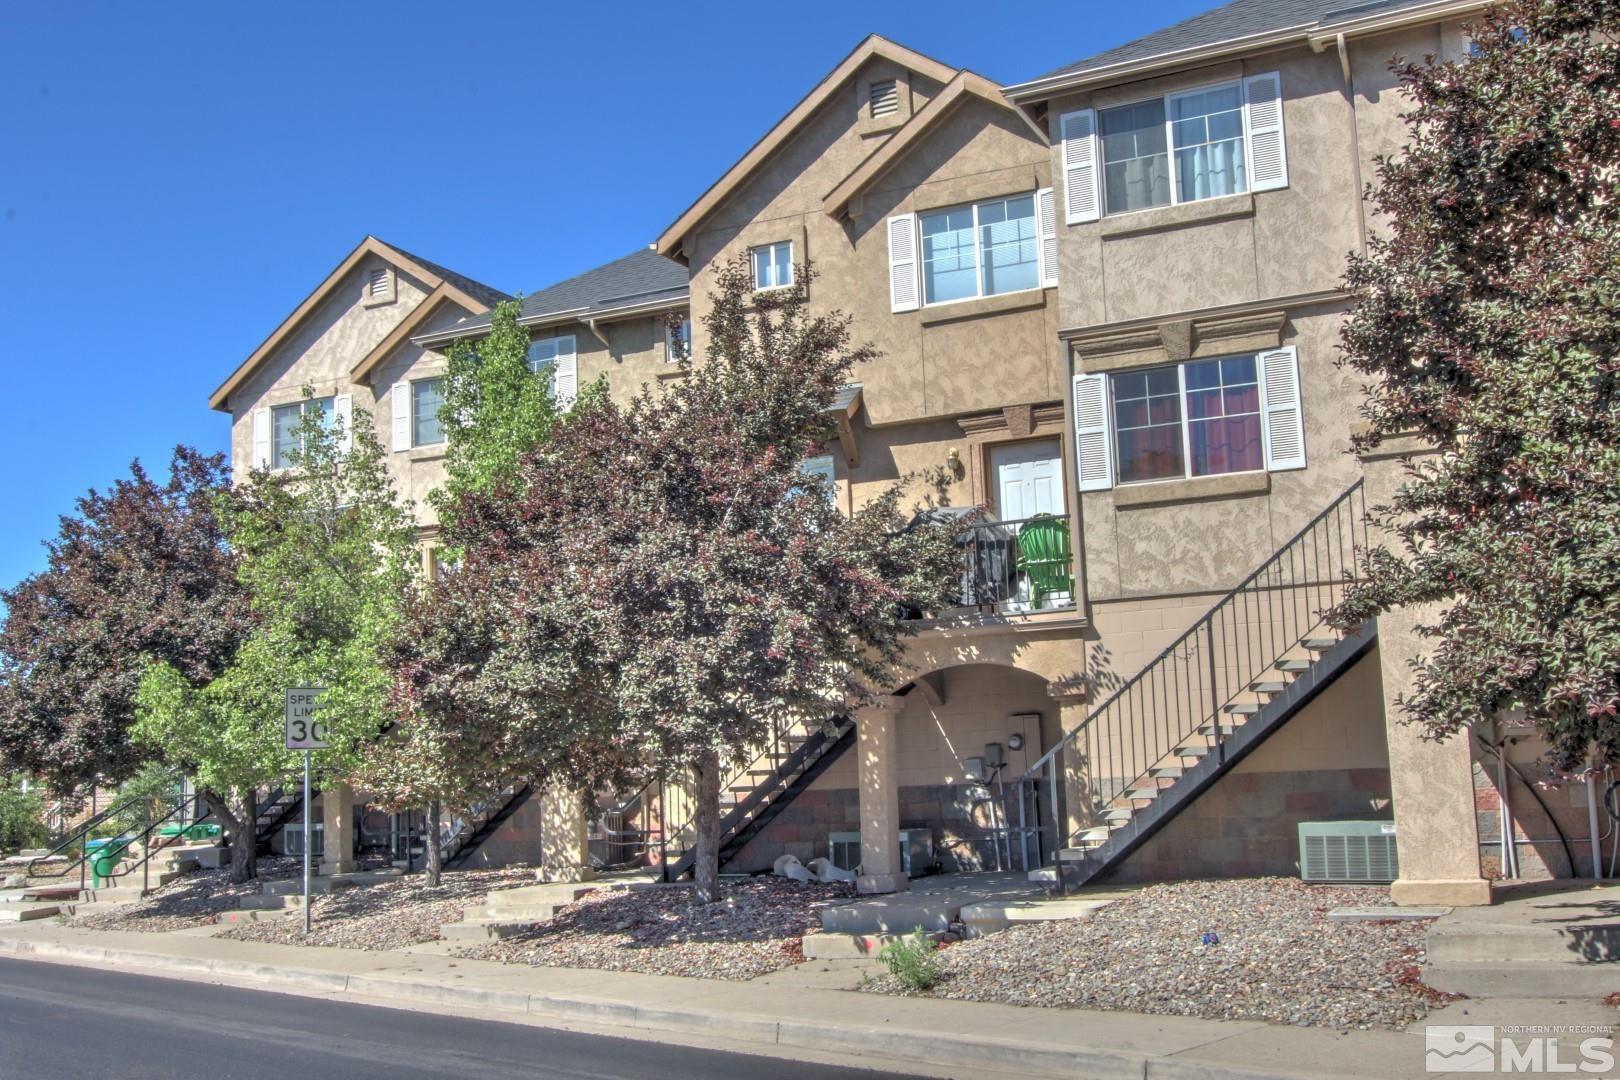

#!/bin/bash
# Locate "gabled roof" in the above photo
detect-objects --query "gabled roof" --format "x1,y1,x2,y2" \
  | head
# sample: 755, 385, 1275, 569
209, 235, 509, 411
655, 34, 958, 262
823, 70, 1048, 220
416, 249, 689, 347
1006, 0, 1483, 100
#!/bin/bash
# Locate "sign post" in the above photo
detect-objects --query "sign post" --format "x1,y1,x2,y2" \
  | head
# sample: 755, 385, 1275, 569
284, 688, 329, 935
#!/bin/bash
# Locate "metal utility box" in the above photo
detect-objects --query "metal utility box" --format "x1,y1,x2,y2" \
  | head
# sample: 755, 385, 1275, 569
1298, 820, 1398, 883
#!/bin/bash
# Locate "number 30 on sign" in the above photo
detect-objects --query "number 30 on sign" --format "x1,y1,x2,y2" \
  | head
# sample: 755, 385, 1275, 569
284, 688, 330, 750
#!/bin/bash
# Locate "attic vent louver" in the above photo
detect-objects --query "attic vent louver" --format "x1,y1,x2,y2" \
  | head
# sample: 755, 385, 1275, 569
869, 79, 899, 118
368, 267, 390, 298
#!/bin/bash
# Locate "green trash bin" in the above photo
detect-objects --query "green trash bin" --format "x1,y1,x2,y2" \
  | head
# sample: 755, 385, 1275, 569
85, 838, 129, 888
181, 824, 221, 841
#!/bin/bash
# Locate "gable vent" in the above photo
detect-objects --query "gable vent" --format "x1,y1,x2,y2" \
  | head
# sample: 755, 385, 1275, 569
869, 79, 899, 118
368, 266, 391, 298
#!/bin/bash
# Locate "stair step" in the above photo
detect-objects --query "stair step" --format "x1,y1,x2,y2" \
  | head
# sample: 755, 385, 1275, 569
1123, 786, 1162, 801
1101, 808, 1134, 822
1222, 701, 1262, 715
1197, 717, 1245, 735
1248, 678, 1287, 693
1302, 635, 1340, 651
1173, 742, 1210, 758
1148, 765, 1183, 779
1276, 657, 1311, 673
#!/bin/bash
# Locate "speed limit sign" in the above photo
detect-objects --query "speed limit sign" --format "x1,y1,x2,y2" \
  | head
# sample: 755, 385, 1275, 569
284, 687, 330, 749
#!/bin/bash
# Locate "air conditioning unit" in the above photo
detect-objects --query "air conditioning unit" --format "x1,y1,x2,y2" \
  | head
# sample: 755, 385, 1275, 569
282, 823, 324, 857
1298, 820, 1398, 883
827, 829, 935, 875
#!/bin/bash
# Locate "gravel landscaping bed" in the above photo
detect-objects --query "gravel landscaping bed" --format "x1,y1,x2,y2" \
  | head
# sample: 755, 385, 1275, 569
217, 865, 538, 951
861, 877, 1456, 1030
458, 877, 853, 980
71, 856, 306, 933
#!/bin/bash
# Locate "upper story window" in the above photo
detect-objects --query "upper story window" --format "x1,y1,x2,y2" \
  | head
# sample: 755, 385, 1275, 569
920, 194, 1038, 305
272, 396, 334, 470
411, 376, 445, 447
750, 242, 793, 291
1060, 72, 1287, 225
796, 454, 837, 506
526, 335, 578, 408
665, 315, 692, 363
1072, 347, 1305, 493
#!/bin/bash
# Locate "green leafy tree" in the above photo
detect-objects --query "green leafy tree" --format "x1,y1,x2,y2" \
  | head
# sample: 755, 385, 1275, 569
137, 395, 418, 881
358, 298, 570, 885
0, 776, 49, 855
1333, 1, 1620, 770
393, 258, 961, 901
0, 448, 252, 795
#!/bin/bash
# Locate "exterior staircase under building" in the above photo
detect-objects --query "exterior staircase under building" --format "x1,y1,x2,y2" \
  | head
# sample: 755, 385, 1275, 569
1017, 479, 1377, 892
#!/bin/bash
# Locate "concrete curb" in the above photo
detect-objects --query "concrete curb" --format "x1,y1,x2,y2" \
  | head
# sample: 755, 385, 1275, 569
0, 935, 1320, 1080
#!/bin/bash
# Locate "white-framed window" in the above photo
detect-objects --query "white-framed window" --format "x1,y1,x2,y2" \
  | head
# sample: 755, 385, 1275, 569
411, 376, 445, 447
665, 316, 693, 363
526, 335, 578, 407
919, 194, 1038, 305
1072, 347, 1305, 492
797, 454, 837, 505
750, 241, 793, 291
1063, 71, 1286, 225
271, 396, 335, 470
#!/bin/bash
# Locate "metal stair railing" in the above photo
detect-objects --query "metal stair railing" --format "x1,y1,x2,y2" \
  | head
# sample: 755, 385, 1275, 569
440, 782, 533, 869
1015, 479, 1369, 865
29, 789, 214, 897
660, 717, 854, 883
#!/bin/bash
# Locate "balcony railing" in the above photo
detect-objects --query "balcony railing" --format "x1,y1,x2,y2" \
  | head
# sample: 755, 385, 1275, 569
950, 513, 1075, 614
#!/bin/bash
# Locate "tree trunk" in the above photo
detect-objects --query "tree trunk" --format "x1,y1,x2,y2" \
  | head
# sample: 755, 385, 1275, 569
204, 788, 257, 884
425, 801, 442, 888
692, 750, 722, 904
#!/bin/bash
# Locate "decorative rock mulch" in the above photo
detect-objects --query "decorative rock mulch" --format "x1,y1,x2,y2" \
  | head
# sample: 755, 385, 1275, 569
861, 877, 1457, 1030
458, 876, 854, 981
218, 866, 538, 951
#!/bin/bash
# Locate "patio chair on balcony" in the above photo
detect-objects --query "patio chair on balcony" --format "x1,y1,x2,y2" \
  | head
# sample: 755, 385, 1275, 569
1016, 514, 1073, 608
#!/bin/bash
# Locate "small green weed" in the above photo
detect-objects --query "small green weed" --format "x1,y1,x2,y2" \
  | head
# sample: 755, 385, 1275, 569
878, 927, 944, 991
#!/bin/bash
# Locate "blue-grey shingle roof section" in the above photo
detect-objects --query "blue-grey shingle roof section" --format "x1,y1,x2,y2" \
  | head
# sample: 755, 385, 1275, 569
1024, 0, 1440, 85
381, 240, 512, 310
441, 249, 691, 340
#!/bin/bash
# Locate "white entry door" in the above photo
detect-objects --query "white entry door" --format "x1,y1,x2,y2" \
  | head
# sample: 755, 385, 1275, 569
992, 439, 1065, 521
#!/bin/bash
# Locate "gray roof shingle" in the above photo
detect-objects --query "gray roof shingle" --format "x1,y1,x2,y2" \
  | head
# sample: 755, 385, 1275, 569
438, 249, 690, 340
1023, 0, 1441, 86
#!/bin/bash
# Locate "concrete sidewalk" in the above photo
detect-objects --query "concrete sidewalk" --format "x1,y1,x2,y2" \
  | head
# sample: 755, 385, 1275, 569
0, 920, 1606, 1079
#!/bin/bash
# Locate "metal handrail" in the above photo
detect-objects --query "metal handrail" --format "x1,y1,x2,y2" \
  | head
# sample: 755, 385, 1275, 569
1019, 479, 1367, 785
27, 790, 163, 877
949, 514, 1077, 612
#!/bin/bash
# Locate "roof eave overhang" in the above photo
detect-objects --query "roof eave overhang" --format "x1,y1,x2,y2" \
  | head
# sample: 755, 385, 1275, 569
1003, 0, 1485, 103
411, 292, 691, 349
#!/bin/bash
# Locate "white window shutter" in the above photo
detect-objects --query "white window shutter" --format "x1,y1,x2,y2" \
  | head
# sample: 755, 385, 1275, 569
887, 213, 919, 313
1059, 109, 1100, 224
252, 408, 271, 469
552, 335, 578, 408
333, 394, 352, 454
391, 382, 411, 452
1257, 346, 1306, 471
1072, 372, 1113, 492
1243, 72, 1288, 192
1035, 187, 1058, 288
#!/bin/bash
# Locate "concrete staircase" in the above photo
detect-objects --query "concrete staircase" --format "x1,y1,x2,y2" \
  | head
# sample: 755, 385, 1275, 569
1423, 881, 1620, 999
439, 881, 602, 941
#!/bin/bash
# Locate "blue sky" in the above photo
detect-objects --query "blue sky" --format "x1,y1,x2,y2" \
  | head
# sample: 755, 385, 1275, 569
0, 0, 1209, 591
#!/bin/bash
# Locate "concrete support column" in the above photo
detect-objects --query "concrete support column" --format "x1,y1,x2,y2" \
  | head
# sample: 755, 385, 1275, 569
856, 695, 907, 895
1054, 694, 1091, 849
1362, 438, 1491, 907
318, 781, 357, 876
538, 783, 594, 883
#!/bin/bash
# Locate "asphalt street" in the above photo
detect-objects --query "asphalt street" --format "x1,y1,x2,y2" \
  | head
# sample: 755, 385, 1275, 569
0, 957, 925, 1079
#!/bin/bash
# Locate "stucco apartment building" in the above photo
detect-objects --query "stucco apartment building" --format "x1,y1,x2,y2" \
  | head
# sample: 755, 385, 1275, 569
211, 0, 1589, 903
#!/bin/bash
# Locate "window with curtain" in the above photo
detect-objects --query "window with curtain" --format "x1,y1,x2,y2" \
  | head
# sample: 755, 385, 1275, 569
1184, 356, 1261, 476
271, 396, 334, 470
919, 194, 1037, 305
750, 241, 793, 290
1099, 99, 1170, 215
412, 377, 445, 447
1170, 84, 1247, 202
1111, 356, 1264, 484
